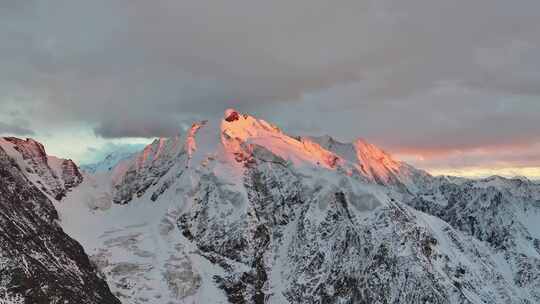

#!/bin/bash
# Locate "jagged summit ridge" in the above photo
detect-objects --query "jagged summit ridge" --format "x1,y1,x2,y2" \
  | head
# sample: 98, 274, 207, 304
108, 109, 428, 205
221, 109, 427, 183
220, 109, 430, 191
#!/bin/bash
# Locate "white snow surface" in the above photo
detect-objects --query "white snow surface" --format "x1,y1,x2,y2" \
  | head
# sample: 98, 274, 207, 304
57, 174, 228, 303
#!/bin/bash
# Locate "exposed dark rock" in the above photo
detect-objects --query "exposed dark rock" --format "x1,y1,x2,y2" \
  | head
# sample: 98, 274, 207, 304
225, 110, 241, 122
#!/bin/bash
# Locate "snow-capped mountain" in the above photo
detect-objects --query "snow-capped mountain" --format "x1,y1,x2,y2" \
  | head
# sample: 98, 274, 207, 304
2, 110, 540, 303
81, 147, 142, 174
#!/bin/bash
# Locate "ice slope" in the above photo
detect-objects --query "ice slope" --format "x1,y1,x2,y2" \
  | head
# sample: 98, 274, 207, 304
57, 174, 227, 304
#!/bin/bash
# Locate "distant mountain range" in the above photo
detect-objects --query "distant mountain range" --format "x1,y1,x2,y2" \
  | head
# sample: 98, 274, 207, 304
1, 110, 540, 303
80, 145, 143, 174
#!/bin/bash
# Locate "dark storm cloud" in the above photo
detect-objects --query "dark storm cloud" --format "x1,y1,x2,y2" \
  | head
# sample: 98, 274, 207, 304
0, 0, 539, 166
0, 121, 35, 136
93, 113, 189, 139
259, 87, 540, 152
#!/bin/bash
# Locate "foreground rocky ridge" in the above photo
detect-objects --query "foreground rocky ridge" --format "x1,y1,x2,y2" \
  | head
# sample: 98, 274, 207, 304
0, 142, 120, 303
2, 110, 540, 303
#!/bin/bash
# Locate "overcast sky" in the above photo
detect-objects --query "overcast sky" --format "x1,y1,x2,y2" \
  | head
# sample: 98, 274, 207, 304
1, 0, 539, 177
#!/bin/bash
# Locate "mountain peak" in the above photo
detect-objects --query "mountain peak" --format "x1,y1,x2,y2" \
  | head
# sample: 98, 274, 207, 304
101, 110, 429, 206
224, 108, 241, 122
2, 136, 48, 160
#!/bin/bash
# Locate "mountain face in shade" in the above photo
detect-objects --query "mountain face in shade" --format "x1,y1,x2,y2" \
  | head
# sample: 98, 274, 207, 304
0, 140, 120, 304
2, 110, 540, 303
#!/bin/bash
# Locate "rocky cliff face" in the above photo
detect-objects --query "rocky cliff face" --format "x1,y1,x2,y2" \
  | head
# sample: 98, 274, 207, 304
406, 175, 540, 301
0, 144, 120, 304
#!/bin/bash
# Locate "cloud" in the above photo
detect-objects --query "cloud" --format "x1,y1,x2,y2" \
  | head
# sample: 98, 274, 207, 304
0, 121, 35, 136
92, 113, 188, 138
0, 0, 539, 172
397, 142, 540, 169
258, 83, 540, 151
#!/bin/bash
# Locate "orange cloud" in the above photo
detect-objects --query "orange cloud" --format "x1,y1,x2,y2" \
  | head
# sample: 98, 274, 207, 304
390, 141, 540, 179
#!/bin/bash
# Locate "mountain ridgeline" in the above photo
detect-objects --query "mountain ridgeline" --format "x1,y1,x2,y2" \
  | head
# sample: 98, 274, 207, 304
1, 110, 540, 303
